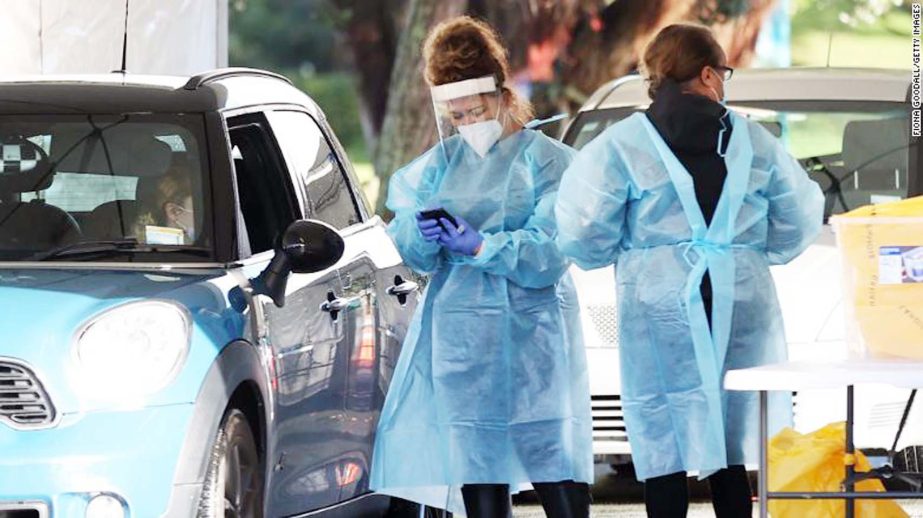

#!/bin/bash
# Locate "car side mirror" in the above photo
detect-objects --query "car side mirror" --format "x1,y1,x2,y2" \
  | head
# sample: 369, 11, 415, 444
253, 219, 345, 308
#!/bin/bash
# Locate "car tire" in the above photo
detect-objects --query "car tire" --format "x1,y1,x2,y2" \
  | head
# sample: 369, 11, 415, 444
385, 497, 451, 518
197, 408, 265, 518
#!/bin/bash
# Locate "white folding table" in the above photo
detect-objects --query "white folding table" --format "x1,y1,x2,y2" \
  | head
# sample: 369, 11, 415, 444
725, 359, 923, 518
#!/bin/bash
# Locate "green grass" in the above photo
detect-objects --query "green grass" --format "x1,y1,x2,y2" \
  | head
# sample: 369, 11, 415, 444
352, 161, 379, 210
791, 8, 912, 69
792, 30, 911, 68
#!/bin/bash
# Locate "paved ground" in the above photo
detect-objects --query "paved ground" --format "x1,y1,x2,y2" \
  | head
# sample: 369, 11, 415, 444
510, 466, 923, 517
512, 502, 923, 517
512, 502, 723, 517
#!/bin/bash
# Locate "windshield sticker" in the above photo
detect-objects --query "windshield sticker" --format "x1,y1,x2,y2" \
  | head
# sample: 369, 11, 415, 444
145, 225, 185, 246
880, 246, 923, 284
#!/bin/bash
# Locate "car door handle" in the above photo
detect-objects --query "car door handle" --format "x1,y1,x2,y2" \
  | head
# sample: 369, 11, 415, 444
387, 276, 418, 306
321, 297, 352, 313
320, 291, 353, 320
387, 281, 418, 297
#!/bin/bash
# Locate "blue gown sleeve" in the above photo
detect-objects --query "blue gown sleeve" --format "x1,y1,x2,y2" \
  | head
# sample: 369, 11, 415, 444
763, 136, 825, 265
555, 128, 632, 270
385, 154, 442, 274
457, 139, 574, 289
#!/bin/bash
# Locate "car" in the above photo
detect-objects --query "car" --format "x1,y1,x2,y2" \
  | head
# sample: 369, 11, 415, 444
0, 68, 433, 517
561, 67, 921, 470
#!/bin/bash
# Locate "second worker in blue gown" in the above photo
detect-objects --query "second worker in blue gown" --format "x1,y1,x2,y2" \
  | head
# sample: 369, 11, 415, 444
555, 23, 824, 518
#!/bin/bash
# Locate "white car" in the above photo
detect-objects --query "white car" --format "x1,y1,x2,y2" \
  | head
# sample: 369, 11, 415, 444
561, 67, 920, 470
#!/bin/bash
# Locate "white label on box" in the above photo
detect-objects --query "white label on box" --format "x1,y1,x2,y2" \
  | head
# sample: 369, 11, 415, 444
879, 247, 904, 285
880, 246, 923, 284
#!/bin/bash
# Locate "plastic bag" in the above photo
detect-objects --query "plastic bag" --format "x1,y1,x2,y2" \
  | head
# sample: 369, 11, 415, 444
768, 422, 908, 517
832, 196, 923, 359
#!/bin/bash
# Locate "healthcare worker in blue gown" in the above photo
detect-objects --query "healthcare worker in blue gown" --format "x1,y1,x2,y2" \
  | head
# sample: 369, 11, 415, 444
370, 16, 593, 518
555, 24, 823, 518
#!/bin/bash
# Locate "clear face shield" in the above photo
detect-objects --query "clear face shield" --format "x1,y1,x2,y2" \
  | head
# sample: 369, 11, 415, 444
431, 75, 505, 159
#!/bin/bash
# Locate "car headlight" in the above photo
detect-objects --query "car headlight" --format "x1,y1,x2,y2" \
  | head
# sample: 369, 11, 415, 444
73, 300, 191, 398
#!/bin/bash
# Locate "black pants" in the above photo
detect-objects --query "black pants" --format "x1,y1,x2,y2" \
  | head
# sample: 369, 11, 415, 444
643, 465, 752, 518
461, 480, 590, 518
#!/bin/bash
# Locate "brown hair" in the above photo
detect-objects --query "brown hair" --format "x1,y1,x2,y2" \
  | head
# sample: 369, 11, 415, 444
641, 23, 726, 100
422, 16, 534, 123
156, 165, 193, 208
134, 164, 194, 236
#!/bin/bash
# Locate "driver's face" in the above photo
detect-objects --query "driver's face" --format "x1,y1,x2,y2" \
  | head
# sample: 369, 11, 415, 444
164, 196, 194, 237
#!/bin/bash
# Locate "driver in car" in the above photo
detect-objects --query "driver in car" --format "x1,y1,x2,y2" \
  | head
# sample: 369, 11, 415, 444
136, 163, 196, 245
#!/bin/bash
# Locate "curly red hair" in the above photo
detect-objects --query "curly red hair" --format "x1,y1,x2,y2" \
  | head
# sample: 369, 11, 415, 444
423, 16, 533, 123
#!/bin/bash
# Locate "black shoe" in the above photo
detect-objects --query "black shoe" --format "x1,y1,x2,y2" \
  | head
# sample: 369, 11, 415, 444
461, 483, 512, 518
533, 480, 591, 518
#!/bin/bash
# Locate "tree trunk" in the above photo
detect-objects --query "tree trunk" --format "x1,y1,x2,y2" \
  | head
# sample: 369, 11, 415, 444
557, 0, 777, 111
559, 0, 683, 110
371, 0, 467, 216
708, 0, 777, 66
330, 0, 403, 154
334, 0, 778, 215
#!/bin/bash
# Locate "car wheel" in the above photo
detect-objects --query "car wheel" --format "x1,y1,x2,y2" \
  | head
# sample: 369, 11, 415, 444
198, 408, 264, 518
385, 497, 451, 518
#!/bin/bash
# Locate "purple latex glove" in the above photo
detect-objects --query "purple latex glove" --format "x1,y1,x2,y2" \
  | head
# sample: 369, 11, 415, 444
415, 212, 443, 242
437, 215, 484, 256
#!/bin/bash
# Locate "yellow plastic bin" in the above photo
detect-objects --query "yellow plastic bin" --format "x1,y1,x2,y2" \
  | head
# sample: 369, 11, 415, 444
832, 196, 923, 359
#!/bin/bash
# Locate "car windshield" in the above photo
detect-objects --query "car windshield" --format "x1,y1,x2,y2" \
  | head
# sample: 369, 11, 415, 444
0, 114, 212, 261
564, 100, 914, 221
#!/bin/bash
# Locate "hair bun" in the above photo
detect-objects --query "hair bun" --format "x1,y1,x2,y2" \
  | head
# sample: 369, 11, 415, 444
641, 23, 725, 100
422, 16, 535, 124
423, 16, 508, 86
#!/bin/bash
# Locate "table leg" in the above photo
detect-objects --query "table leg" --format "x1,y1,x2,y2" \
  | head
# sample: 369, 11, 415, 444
846, 385, 855, 518
760, 390, 768, 518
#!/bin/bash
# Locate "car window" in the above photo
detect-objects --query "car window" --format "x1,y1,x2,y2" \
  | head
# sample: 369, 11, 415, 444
0, 114, 211, 261
734, 102, 911, 217
23, 173, 138, 212
228, 114, 301, 256
265, 110, 361, 230
563, 101, 915, 220
565, 108, 635, 151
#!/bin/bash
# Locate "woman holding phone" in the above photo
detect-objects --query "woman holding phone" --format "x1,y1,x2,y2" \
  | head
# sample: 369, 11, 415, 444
370, 15, 593, 518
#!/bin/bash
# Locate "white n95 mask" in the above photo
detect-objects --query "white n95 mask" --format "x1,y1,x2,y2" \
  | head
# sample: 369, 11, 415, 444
458, 119, 503, 158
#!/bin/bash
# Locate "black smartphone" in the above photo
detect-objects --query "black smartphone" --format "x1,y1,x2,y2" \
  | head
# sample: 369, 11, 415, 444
419, 208, 458, 231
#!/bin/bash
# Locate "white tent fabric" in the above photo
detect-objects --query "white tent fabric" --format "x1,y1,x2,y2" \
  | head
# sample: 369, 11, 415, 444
0, 0, 227, 75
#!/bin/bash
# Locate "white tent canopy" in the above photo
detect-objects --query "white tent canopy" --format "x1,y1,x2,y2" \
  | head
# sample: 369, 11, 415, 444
0, 0, 228, 75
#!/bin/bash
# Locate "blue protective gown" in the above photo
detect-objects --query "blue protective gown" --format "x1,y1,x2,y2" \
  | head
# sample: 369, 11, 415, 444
555, 112, 824, 481
370, 130, 593, 514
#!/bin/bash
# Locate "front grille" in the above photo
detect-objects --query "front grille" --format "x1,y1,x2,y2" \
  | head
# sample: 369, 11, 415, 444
0, 360, 55, 429
0, 509, 41, 518
0, 500, 48, 518
586, 304, 619, 347
591, 395, 627, 442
